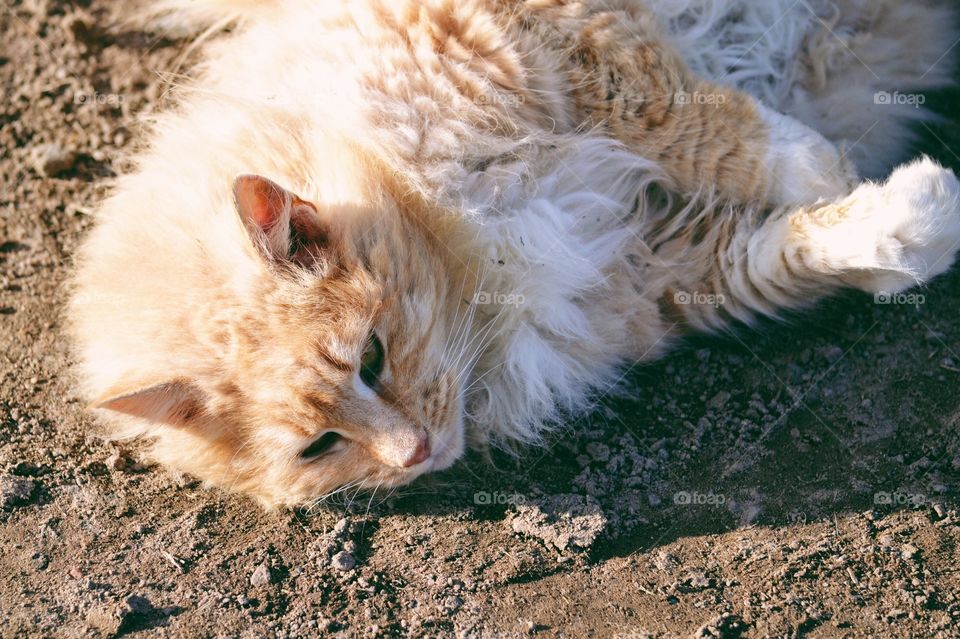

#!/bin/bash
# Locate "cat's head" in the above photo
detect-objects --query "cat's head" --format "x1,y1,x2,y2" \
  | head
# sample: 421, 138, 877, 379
89, 175, 467, 506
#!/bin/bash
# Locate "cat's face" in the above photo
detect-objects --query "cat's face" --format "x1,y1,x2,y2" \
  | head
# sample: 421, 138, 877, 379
95, 175, 466, 506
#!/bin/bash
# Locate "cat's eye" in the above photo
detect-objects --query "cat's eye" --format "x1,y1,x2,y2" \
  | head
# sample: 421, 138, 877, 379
359, 332, 386, 389
300, 431, 343, 459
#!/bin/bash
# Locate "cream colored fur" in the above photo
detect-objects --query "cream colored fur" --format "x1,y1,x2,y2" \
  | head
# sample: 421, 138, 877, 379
69, 0, 960, 505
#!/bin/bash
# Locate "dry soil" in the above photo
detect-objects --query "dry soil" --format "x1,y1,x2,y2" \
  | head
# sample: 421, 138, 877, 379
3, 1, 960, 637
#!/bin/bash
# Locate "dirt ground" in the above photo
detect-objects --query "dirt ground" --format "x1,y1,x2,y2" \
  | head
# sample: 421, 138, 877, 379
3, 1, 960, 637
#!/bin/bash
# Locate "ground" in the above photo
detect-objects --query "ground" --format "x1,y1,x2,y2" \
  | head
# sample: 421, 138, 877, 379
2, 1, 960, 637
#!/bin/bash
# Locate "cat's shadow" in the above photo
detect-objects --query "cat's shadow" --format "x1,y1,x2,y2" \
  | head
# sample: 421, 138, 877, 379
374, 261, 960, 561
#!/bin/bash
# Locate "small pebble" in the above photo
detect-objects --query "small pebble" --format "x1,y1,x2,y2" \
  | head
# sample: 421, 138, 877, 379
331, 550, 356, 572
444, 595, 463, 613
901, 544, 919, 561
822, 345, 844, 363
0, 476, 36, 510
707, 391, 730, 409
586, 442, 610, 463
31, 552, 49, 570
123, 595, 152, 615
250, 563, 271, 587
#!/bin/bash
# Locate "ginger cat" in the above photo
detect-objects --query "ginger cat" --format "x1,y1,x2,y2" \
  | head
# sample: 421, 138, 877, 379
70, 0, 960, 506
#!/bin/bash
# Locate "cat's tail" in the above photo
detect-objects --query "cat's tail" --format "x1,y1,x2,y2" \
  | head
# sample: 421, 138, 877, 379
142, 0, 275, 36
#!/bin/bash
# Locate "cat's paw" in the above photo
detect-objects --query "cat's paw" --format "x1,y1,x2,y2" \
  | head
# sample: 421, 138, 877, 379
865, 157, 960, 293
757, 103, 857, 206
797, 157, 960, 294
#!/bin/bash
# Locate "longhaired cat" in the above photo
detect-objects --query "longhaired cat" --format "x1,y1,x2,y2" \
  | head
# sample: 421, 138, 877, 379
70, 0, 960, 506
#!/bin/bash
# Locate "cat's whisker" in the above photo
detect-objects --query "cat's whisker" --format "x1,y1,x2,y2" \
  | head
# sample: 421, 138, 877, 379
461, 360, 507, 396
438, 267, 479, 373
345, 481, 369, 514
452, 300, 511, 388
377, 483, 404, 508
453, 329, 499, 394
362, 479, 383, 523
443, 234, 483, 352
306, 478, 365, 513
449, 286, 499, 369
451, 313, 483, 377
443, 259, 490, 363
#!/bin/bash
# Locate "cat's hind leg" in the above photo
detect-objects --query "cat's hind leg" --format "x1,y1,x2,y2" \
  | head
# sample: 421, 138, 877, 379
663, 157, 960, 330
786, 0, 959, 178
544, 0, 857, 207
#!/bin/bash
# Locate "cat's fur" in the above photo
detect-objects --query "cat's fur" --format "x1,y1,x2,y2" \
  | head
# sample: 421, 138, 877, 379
70, 0, 960, 506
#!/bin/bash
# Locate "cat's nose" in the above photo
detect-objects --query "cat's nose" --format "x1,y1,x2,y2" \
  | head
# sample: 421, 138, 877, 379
402, 435, 431, 468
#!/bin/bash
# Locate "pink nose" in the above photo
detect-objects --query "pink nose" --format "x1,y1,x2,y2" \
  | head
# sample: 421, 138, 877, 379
403, 436, 431, 468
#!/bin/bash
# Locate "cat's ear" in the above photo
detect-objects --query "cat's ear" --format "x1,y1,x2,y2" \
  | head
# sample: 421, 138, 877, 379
233, 174, 333, 266
94, 380, 205, 427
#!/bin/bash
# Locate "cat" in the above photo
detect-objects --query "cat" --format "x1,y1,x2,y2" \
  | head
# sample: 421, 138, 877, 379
69, 0, 960, 507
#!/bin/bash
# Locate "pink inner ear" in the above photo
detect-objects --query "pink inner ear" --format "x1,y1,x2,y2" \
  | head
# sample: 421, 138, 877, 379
233, 174, 331, 264
96, 381, 204, 427
250, 198, 274, 229
234, 175, 288, 231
